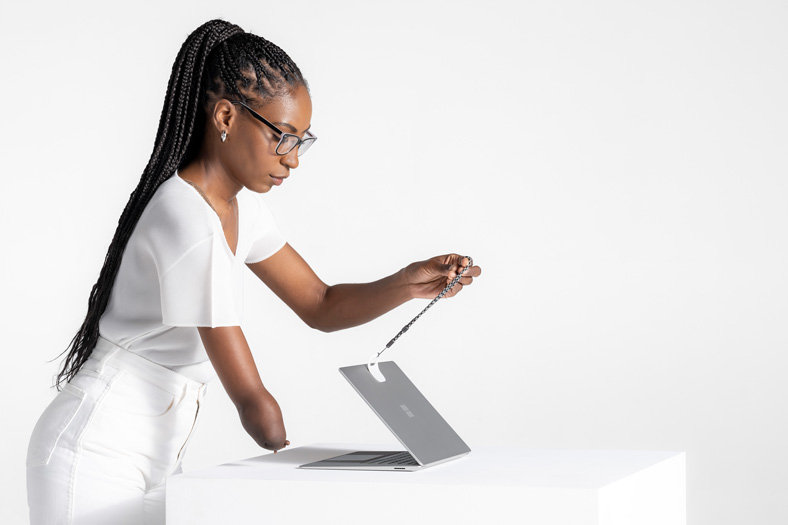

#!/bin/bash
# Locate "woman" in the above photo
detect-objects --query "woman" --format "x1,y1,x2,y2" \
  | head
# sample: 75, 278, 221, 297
26, 18, 481, 525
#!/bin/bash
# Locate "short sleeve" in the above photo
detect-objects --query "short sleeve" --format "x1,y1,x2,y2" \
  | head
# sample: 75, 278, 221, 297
245, 196, 287, 264
157, 232, 244, 328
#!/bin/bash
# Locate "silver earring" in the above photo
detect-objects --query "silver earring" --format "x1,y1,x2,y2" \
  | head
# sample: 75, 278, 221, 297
221, 130, 227, 142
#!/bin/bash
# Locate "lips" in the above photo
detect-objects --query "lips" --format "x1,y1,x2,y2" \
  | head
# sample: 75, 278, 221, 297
270, 174, 286, 186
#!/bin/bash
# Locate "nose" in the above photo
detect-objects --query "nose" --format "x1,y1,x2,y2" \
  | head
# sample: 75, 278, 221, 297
281, 147, 299, 170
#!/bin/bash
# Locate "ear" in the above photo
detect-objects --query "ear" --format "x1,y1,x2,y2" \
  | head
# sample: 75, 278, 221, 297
209, 98, 238, 135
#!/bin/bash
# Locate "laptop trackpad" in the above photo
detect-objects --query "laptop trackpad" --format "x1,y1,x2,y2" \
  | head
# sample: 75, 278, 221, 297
322, 451, 398, 463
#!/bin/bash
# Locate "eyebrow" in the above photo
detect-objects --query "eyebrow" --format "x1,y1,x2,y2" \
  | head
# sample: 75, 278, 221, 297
275, 121, 312, 134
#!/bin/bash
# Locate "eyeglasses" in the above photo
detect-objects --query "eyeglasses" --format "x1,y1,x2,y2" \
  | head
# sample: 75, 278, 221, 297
228, 100, 316, 157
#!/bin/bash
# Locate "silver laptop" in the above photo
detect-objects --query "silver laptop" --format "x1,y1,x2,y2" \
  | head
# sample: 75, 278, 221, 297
298, 361, 471, 471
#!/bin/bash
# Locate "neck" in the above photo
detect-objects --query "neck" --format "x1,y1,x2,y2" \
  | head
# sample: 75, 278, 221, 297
177, 160, 240, 211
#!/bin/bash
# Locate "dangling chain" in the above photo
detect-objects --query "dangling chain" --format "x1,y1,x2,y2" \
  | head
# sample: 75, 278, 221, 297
372, 256, 474, 364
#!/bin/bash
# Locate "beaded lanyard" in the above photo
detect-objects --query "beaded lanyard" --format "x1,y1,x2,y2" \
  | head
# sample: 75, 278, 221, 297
367, 255, 474, 381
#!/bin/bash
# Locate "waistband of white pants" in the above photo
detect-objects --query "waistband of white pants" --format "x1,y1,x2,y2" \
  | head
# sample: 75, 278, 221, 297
87, 335, 207, 398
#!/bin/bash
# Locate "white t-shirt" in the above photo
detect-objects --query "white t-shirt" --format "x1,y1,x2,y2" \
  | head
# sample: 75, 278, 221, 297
97, 171, 287, 383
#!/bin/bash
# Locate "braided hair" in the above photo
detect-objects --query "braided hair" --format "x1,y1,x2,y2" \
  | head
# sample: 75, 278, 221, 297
51, 18, 309, 391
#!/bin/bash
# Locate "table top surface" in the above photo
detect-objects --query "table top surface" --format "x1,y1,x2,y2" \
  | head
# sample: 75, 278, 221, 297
174, 442, 684, 488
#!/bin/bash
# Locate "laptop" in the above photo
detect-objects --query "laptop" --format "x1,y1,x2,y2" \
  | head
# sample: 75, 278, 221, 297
298, 360, 471, 471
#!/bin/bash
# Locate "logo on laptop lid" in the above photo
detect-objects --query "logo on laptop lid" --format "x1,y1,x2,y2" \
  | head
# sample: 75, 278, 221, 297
400, 404, 415, 418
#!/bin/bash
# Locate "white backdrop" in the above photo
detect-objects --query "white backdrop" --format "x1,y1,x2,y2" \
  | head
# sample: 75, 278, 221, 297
2, 1, 786, 523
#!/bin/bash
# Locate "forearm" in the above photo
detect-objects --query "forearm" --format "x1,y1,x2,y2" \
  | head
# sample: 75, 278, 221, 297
237, 393, 287, 451
315, 267, 414, 333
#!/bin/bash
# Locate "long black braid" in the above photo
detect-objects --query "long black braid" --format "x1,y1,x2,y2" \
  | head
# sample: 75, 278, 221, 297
51, 18, 308, 391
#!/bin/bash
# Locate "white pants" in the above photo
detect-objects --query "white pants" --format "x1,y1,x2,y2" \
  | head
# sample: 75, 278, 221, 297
26, 335, 208, 524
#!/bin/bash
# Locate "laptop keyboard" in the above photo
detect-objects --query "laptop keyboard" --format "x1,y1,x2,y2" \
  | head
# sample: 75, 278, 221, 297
365, 451, 420, 466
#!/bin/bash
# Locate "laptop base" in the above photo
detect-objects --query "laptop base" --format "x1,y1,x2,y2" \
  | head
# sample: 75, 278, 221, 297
299, 450, 422, 471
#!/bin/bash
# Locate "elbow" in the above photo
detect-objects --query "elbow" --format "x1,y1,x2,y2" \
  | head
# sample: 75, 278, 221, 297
307, 284, 332, 332
306, 315, 323, 332
309, 316, 340, 333
306, 315, 328, 332
312, 322, 338, 333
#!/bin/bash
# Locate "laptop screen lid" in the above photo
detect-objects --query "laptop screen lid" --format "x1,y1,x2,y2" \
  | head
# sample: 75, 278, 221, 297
339, 361, 471, 466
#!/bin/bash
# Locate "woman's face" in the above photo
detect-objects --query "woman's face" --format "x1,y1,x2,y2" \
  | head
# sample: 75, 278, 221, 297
219, 83, 313, 193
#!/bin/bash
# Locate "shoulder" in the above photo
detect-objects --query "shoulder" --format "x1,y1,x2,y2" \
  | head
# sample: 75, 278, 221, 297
136, 176, 215, 267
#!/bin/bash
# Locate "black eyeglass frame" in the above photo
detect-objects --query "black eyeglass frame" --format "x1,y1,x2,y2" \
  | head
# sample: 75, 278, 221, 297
228, 100, 316, 156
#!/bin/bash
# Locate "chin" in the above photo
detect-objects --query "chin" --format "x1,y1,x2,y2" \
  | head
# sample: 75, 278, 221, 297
247, 181, 272, 194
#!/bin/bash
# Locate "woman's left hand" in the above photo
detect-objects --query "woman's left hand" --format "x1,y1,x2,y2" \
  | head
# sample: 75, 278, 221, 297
403, 254, 482, 300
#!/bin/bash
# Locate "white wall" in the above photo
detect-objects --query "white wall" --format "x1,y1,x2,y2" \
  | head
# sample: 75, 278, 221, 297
2, 1, 786, 523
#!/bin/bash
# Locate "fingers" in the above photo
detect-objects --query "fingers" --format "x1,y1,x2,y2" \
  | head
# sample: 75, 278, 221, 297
420, 254, 480, 299
440, 254, 470, 268
448, 255, 471, 268
446, 275, 473, 285
458, 263, 480, 276
443, 281, 463, 296
447, 265, 478, 283
442, 272, 479, 297
447, 259, 480, 277
436, 254, 481, 282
